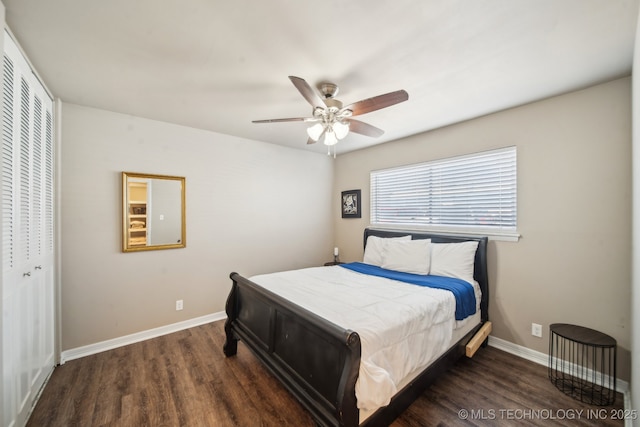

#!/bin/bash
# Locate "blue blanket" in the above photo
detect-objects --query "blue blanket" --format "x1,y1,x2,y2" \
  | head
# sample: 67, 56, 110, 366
339, 262, 476, 321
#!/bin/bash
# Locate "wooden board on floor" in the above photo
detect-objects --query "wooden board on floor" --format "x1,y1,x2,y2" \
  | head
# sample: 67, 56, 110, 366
466, 321, 492, 358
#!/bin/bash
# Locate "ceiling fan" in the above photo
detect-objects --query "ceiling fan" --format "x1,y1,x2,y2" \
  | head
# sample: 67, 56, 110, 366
252, 76, 408, 155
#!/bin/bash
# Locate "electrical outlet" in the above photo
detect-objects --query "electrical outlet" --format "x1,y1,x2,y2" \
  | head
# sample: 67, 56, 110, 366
176, 299, 183, 311
531, 323, 542, 338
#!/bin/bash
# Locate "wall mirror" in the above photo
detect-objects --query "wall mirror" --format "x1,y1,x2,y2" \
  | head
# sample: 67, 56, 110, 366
122, 172, 186, 252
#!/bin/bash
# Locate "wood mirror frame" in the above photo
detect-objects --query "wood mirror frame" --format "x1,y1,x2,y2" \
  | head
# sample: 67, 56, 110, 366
122, 172, 186, 252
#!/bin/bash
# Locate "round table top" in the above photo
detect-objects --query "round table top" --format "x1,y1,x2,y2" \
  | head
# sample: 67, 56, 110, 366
550, 323, 616, 347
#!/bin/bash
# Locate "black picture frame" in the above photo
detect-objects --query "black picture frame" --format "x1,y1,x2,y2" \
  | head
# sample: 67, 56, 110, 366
341, 189, 361, 218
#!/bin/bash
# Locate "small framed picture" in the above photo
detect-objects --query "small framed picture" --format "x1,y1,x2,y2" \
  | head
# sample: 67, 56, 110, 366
341, 189, 361, 218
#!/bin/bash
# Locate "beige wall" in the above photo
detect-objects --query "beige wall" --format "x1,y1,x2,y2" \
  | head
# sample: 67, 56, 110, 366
334, 77, 632, 380
60, 103, 334, 350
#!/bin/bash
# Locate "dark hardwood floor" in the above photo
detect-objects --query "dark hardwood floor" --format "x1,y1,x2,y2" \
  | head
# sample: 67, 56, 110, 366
27, 321, 624, 427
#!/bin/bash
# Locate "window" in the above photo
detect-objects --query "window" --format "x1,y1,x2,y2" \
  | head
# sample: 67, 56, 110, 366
370, 146, 518, 240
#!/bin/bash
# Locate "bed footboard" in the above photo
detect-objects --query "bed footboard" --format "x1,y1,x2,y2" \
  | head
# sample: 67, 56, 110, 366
224, 272, 361, 427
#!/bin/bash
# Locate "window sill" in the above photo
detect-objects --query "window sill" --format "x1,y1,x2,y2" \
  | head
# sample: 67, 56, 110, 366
369, 224, 521, 242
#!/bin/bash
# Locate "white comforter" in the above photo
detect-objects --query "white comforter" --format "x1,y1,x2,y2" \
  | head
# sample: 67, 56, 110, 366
250, 265, 462, 411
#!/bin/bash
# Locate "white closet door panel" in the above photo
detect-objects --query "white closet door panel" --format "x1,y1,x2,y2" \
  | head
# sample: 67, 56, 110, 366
18, 77, 30, 266
2, 54, 14, 279
2, 46, 20, 427
2, 294, 16, 427
42, 264, 54, 366
31, 96, 42, 261
18, 274, 32, 411
2, 31, 55, 427
44, 110, 53, 255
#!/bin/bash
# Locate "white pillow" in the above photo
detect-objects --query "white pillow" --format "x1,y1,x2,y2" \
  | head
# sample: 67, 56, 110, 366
381, 239, 431, 275
430, 241, 479, 283
363, 235, 411, 266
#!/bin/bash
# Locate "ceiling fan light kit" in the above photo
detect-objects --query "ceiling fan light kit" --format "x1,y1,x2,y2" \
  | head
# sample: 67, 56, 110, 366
306, 117, 349, 143
332, 121, 349, 140
306, 123, 325, 141
253, 76, 408, 157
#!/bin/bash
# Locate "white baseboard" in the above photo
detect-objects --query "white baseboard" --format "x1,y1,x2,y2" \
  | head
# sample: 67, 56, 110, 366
60, 311, 226, 364
488, 335, 630, 395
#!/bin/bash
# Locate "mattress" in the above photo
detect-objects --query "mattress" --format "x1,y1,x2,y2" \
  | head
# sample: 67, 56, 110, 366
250, 264, 481, 415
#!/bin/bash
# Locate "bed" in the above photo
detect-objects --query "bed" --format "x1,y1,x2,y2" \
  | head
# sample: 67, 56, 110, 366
223, 228, 489, 426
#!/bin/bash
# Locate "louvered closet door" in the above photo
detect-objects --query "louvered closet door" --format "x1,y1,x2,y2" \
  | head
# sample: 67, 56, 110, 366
2, 32, 55, 427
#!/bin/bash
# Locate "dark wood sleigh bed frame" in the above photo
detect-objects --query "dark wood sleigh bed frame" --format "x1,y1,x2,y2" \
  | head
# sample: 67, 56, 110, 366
223, 228, 489, 426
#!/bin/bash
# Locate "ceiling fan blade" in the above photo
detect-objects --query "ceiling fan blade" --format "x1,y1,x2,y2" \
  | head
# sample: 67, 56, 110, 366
347, 119, 385, 138
343, 89, 408, 116
306, 137, 316, 145
252, 117, 311, 123
289, 76, 326, 108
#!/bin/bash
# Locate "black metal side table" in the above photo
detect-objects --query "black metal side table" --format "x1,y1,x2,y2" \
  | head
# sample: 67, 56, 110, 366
548, 323, 617, 406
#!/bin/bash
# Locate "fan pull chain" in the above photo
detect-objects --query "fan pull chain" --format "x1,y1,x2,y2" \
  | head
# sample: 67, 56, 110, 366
327, 145, 336, 158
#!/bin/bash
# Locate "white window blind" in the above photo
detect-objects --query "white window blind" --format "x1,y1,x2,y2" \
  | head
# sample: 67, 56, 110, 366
370, 147, 517, 237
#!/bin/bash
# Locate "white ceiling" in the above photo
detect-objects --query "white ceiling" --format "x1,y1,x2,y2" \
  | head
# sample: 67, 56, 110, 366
3, 0, 638, 155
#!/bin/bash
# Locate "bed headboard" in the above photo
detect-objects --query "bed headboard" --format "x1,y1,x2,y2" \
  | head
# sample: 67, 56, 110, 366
363, 228, 489, 323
